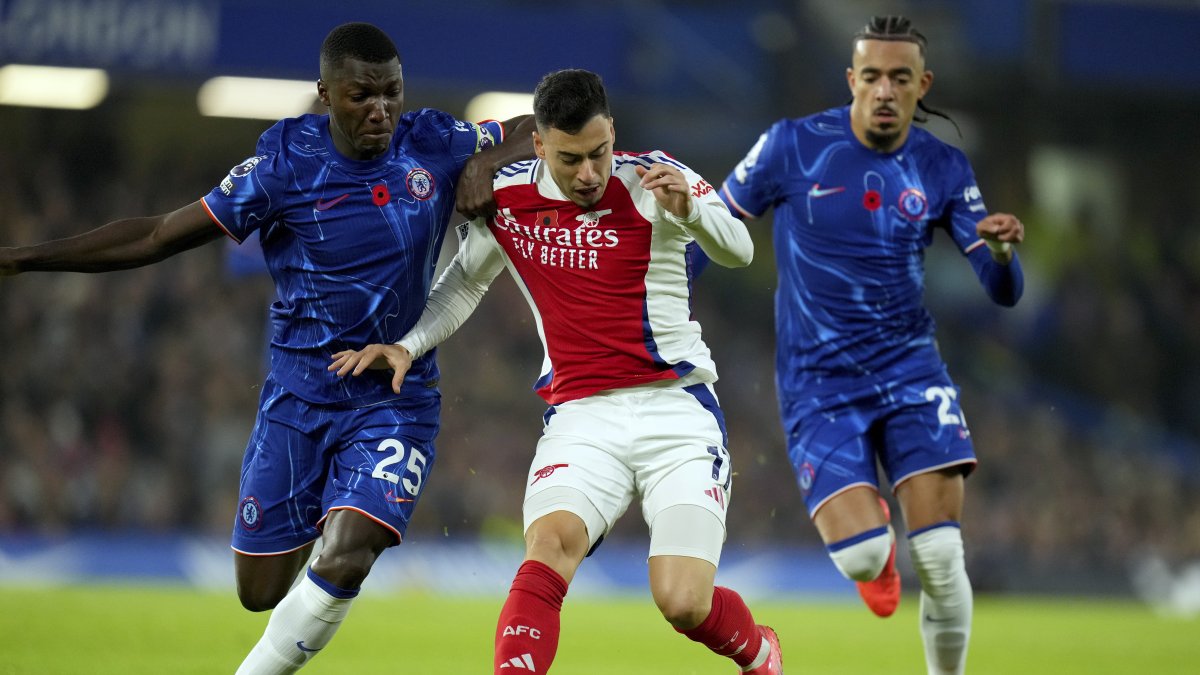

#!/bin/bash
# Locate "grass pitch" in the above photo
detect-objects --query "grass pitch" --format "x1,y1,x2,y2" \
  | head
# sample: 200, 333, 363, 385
0, 586, 1196, 673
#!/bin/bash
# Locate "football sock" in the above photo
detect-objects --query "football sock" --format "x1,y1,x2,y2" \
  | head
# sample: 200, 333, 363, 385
494, 560, 568, 674
678, 586, 765, 670
827, 525, 893, 581
236, 566, 358, 675
909, 523, 972, 675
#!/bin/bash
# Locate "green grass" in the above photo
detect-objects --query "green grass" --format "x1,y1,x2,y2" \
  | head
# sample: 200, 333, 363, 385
0, 586, 1196, 673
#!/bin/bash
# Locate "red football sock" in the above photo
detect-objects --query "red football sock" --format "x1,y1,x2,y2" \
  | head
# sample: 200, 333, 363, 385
494, 560, 569, 674
679, 586, 762, 668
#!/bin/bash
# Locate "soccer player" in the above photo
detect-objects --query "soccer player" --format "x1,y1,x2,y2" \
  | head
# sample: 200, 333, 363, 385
718, 16, 1024, 675
330, 69, 784, 674
0, 22, 535, 674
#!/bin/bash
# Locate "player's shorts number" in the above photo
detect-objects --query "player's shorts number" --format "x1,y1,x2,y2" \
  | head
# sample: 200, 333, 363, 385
371, 439, 428, 497
706, 445, 733, 490
924, 386, 963, 427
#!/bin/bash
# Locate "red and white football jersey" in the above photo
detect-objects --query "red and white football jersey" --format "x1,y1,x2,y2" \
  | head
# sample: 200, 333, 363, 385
402, 150, 751, 405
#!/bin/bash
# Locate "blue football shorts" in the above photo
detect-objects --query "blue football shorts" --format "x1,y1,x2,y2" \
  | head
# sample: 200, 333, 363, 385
231, 375, 440, 555
780, 366, 976, 517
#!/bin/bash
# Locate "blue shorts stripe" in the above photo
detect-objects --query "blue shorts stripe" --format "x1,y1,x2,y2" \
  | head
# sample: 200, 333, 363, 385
307, 567, 360, 599
907, 520, 960, 539
827, 525, 890, 552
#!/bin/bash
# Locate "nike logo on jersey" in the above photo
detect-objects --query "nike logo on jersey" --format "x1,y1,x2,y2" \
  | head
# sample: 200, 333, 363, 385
314, 193, 350, 211
296, 641, 320, 653
808, 184, 845, 198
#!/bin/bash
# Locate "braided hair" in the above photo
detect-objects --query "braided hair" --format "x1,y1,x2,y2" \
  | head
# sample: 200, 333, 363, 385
852, 16, 960, 137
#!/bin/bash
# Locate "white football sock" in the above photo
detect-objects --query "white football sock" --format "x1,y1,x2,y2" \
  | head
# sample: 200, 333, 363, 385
908, 524, 972, 675
827, 525, 893, 582
236, 567, 356, 674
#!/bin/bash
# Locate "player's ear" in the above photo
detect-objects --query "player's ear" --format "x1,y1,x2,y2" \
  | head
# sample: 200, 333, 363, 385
316, 79, 331, 108
533, 131, 546, 159
919, 69, 933, 99
846, 67, 856, 93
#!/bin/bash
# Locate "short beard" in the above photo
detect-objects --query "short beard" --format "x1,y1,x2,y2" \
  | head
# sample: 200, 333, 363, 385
864, 127, 901, 152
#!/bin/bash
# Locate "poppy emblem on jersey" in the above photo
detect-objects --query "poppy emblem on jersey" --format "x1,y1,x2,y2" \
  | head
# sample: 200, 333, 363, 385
536, 210, 560, 228
863, 190, 882, 211
530, 463, 569, 485
406, 168, 435, 201
898, 188, 928, 220
239, 496, 262, 530
371, 183, 391, 206
797, 462, 815, 494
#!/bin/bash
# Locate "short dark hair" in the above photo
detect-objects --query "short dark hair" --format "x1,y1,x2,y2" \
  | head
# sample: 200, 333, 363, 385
320, 22, 400, 76
853, 15, 927, 58
533, 69, 610, 134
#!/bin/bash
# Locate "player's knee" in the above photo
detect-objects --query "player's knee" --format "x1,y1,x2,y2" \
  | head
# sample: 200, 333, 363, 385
310, 548, 377, 590
237, 583, 287, 612
907, 523, 965, 596
525, 513, 590, 567
652, 583, 711, 629
827, 527, 893, 582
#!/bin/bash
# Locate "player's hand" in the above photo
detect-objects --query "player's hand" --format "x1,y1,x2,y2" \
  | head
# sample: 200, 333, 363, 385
636, 164, 692, 219
977, 213, 1024, 244
328, 344, 414, 394
455, 154, 499, 220
976, 213, 1024, 262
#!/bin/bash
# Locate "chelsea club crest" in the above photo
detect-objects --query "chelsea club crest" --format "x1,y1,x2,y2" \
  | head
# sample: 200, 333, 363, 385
406, 168, 435, 201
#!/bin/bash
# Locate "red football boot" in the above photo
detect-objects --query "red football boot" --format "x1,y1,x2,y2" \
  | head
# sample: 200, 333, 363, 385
855, 497, 900, 617
741, 625, 783, 674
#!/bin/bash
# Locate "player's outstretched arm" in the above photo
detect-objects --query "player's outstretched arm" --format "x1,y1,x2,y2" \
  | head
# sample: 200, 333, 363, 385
0, 200, 223, 276
638, 164, 753, 269
328, 218, 507, 393
456, 115, 536, 220
329, 344, 414, 395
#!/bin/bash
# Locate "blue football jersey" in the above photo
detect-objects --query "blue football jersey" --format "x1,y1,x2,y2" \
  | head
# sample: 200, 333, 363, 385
203, 109, 501, 407
720, 106, 989, 400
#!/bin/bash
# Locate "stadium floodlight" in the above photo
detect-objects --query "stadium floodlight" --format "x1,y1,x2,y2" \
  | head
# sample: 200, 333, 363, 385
0, 65, 109, 110
464, 91, 533, 123
197, 76, 317, 120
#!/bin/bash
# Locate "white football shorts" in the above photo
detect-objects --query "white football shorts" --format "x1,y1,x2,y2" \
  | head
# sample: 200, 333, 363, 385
522, 381, 733, 562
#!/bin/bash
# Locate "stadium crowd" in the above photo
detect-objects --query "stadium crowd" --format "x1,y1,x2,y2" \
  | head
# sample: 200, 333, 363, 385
0, 92, 1197, 598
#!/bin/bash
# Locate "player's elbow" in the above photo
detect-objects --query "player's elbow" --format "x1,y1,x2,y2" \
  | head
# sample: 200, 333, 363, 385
731, 243, 754, 268
711, 240, 753, 269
